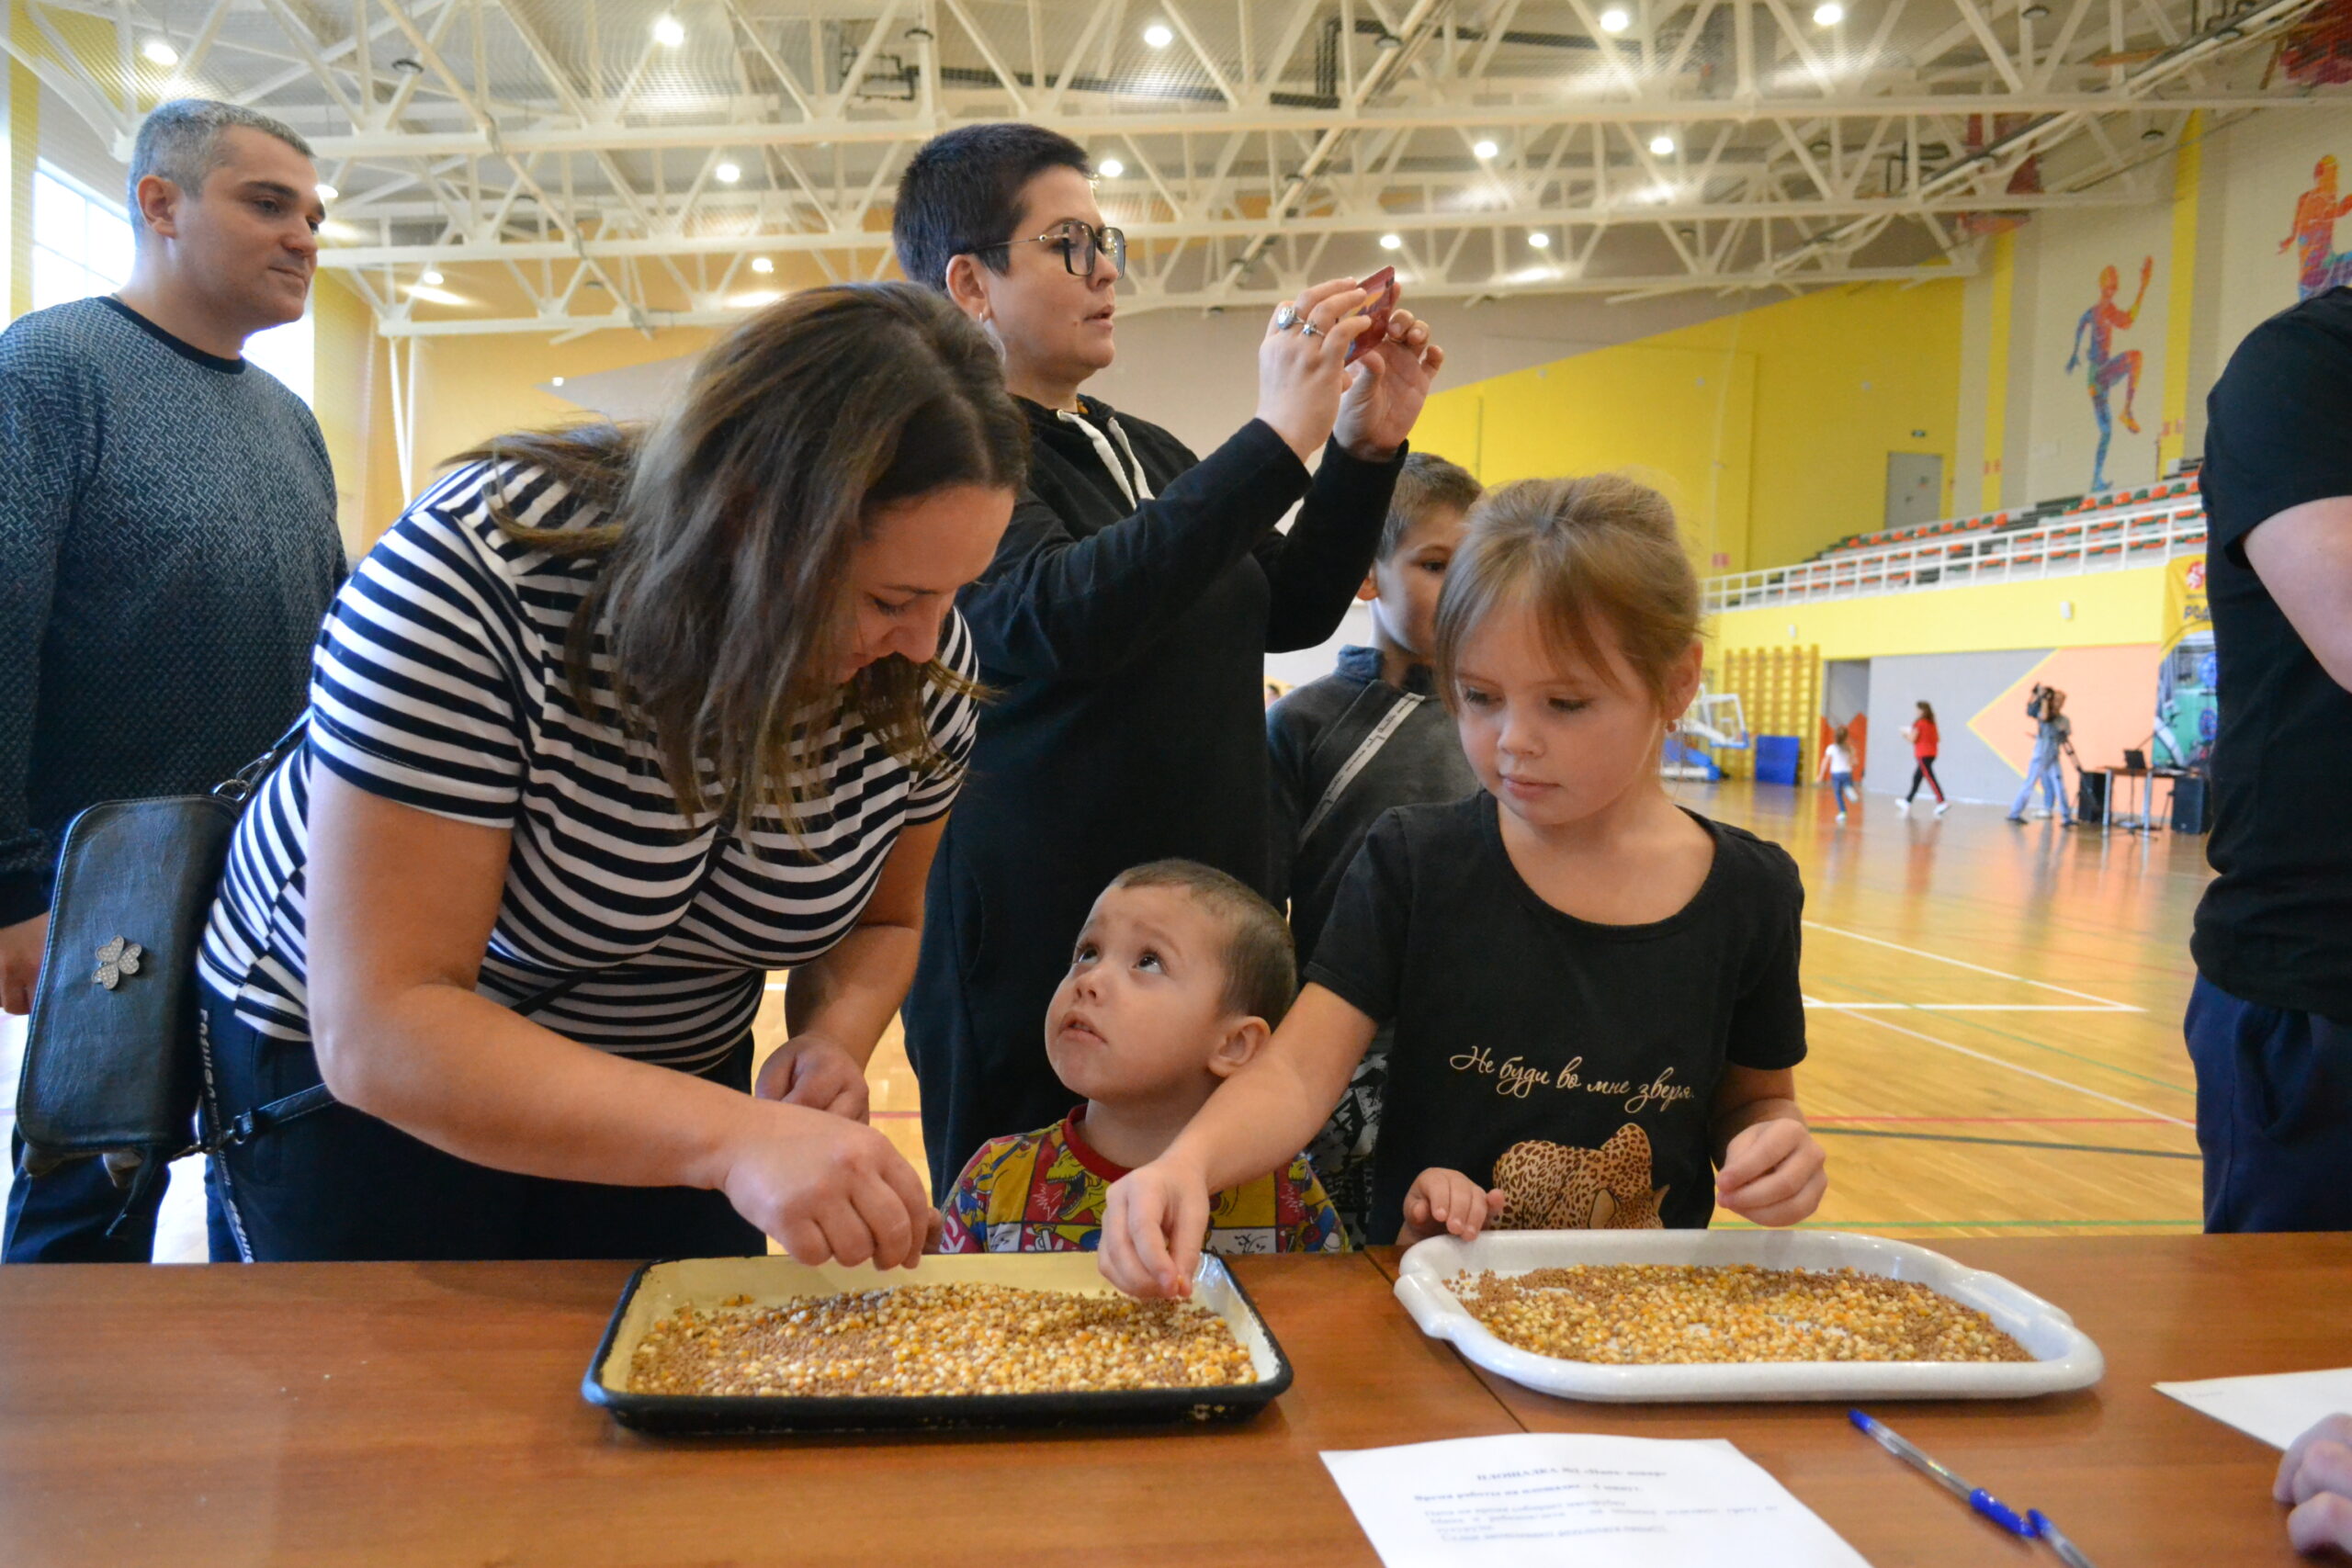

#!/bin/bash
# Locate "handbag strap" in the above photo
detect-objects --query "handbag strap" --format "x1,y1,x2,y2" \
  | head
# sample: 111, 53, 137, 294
194, 967, 598, 1156
214, 715, 310, 804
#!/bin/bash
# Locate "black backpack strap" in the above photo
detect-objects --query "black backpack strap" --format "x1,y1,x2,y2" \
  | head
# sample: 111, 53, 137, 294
195, 968, 597, 1155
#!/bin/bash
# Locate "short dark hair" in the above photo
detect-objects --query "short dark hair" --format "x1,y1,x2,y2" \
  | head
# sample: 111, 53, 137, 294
130, 99, 312, 216
893, 122, 1091, 291
1109, 860, 1297, 1027
1379, 451, 1482, 558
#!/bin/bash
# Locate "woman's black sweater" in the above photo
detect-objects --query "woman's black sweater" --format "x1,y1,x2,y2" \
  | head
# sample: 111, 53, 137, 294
903, 395, 1403, 1192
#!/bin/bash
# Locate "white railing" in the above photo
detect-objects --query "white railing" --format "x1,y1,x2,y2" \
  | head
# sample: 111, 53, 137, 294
1702, 497, 2209, 615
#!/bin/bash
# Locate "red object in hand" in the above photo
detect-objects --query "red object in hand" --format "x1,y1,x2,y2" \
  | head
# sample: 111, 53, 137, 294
1345, 265, 1398, 365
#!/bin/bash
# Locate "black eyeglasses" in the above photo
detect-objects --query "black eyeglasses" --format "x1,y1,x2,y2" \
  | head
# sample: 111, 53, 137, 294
969, 221, 1127, 278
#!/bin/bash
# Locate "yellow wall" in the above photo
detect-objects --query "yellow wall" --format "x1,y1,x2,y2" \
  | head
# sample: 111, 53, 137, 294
385, 325, 718, 529
1419, 278, 1963, 575
1710, 561, 2172, 661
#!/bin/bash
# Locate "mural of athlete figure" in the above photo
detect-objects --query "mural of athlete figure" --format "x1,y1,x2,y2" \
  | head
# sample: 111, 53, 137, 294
2280, 154, 2352, 299
2066, 255, 2152, 492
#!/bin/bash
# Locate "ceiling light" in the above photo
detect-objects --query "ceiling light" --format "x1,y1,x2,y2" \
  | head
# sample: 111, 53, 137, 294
550, 377, 565, 388
1142, 22, 1174, 48
420, 268, 445, 286
651, 14, 684, 47
391, 57, 424, 73
1473, 138, 1499, 159
1374, 30, 1403, 49
751, 255, 775, 274
1097, 156, 1125, 178
1812, 1, 1844, 22
141, 38, 179, 68
314, 182, 338, 202
714, 161, 741, 184
1379, 232, 1403, 250
1598, 6, 1633, 32
1528, 231, 1552, 248
2142, 126, 2166, 141
730, 289, 784, 309
2023, 3, 2052, 14
1649, 133, 1677, 156
404, 284, 467, 306
1810, 139, 1832, 156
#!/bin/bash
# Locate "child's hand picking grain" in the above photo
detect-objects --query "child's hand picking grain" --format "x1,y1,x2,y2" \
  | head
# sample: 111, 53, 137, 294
1715, 1119, 1827, 1226
1399, 1168, 1509, 1244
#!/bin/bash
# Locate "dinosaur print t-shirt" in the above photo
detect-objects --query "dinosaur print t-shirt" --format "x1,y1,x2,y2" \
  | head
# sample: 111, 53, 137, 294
1304, 794, 1807, 1243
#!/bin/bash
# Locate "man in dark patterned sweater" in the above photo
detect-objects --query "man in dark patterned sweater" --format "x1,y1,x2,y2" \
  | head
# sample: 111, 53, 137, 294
1, 100, 343, 1261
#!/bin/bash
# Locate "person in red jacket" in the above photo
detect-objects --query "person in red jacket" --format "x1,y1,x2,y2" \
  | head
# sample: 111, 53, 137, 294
1897, 700, 1950, 817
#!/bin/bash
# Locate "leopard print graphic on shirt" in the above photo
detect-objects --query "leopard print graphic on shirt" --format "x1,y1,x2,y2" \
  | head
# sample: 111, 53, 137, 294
1490, 1122, 1668, 1230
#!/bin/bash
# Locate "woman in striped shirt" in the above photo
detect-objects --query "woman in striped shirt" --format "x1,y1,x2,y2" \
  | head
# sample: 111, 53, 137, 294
196, 283, 1026, 1264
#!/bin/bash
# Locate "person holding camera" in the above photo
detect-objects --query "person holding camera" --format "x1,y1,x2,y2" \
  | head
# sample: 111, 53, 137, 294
2007, 684, 2075, 826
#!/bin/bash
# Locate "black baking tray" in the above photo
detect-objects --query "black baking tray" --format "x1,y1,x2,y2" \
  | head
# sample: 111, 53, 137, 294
582, 1252, 1295, 1435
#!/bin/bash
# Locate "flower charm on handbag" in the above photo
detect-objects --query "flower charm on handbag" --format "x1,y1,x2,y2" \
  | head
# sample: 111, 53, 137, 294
92, 937, 144, 990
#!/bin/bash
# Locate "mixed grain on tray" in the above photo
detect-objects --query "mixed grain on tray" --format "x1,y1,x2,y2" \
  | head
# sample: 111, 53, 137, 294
628, 1282, 1257, 1397
1448, 1263, 2033, 1365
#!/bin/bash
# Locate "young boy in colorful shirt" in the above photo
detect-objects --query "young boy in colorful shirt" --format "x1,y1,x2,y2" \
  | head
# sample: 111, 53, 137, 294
937, 861, 1347, 1256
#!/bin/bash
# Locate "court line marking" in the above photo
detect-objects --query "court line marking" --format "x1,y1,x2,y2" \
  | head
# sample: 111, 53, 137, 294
1821, 975, 2195, 1095
1802, 919, 2143, 1011
1813, 1115, 2180, 1125
1811, 1001, 2194, 1127
1814, 1127, 2198, 1160
1803, 1000, 2136, 1012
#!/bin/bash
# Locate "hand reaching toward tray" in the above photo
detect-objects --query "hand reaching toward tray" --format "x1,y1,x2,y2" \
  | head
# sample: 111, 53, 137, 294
1099, 1156, 1212, 1299
1714, 1118, 1828, 1226
718, 1100, 934, 1270
1398, 1168, 1509, 1246
2278, 1414, 2352, 1553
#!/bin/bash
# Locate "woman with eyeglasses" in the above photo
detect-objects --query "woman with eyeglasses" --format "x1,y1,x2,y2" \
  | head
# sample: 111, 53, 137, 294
891, 123, 1445, 1201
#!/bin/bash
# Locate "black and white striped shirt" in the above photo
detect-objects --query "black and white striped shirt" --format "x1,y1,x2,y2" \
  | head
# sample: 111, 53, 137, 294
198, 460, 977, 1071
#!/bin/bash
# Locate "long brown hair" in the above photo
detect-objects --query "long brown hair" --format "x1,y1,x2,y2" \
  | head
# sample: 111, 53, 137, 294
452, 282, 1027, 834
1432, 474, 1701, 712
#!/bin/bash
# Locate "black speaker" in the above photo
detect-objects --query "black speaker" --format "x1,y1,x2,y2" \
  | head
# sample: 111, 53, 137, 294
2172, 773, 2211, 834
2076, 772, 2108, 826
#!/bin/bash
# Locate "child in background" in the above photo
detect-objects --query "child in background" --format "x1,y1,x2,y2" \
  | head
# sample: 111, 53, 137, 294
1898, 700, 1949, 816
1817, 725, 1859, 822
1267, 451, 1484, 1239
1099, 476, 1827, 1294
936, 861, 1346, 1257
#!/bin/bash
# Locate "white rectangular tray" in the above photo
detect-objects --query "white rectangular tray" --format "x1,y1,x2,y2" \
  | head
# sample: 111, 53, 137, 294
1394, 1229, 2104, 1403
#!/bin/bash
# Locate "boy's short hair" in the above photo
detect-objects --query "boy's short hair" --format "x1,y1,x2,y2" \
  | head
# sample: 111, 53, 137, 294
893, 123, 1092, 291
130, 99, 312, 216
1378, 451, 1482, 559
1110, 860, 1297, 1027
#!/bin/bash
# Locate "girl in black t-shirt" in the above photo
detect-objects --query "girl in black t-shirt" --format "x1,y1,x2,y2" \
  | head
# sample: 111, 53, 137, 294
1101, 475, 1828, 1295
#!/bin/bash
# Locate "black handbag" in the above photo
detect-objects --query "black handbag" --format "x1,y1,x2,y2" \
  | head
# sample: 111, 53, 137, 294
17, 715, 637, 1237
14, 719, 308, 1228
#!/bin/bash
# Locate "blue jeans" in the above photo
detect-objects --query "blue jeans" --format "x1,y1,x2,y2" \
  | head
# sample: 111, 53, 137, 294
3, 1131, 169, 1263
198, 987, 763, 1262
2185, 975, 2352, 1232
2008, 751, 2070, 819
1831, 772, 1856, 811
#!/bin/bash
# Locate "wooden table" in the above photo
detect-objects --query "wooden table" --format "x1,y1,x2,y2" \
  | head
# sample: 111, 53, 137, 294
3, 1237, 2346, 1566
1369, 1235, 2352, 1565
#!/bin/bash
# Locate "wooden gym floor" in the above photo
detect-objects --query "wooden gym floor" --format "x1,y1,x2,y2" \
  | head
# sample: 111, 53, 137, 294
764, 777, 2211, 1242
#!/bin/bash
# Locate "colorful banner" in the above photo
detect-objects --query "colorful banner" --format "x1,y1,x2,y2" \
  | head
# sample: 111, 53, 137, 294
2163, 554, 2211, 652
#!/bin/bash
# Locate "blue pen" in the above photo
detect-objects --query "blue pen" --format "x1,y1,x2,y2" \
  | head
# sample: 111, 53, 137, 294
2028, 1508, 2098, 1568
1848, 1409, 2033, 1536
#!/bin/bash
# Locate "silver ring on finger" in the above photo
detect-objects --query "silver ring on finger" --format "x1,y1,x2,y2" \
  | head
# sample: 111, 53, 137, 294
1301, 321, 1324, 338
1272, 302, 1301, 332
